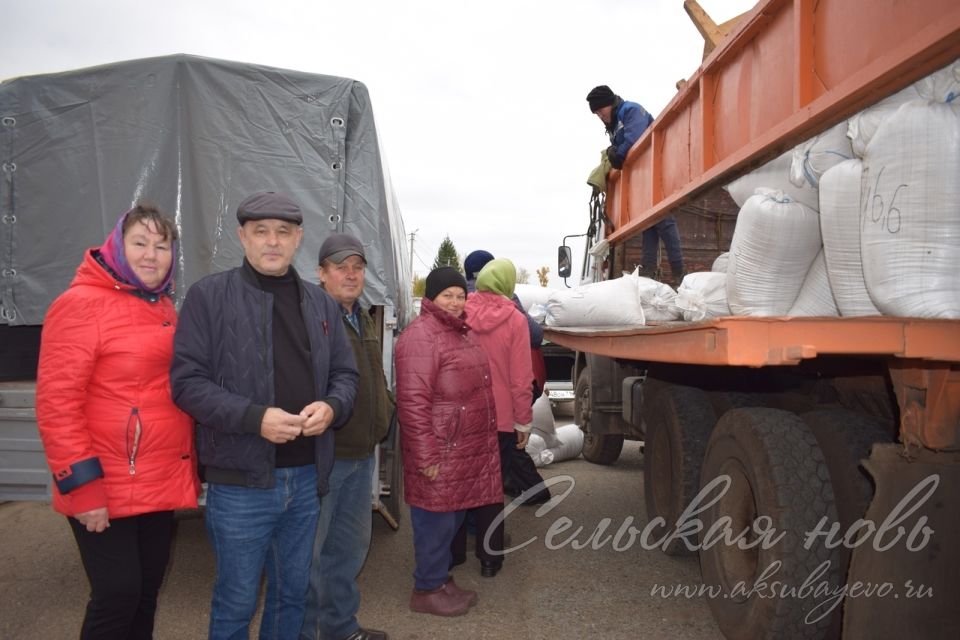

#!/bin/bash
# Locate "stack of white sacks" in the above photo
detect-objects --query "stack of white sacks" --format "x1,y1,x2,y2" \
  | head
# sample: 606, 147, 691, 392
544, 268, 682, 326
722, 60, 960, 319
524, 377, 584, 467
542, 61, 959, 325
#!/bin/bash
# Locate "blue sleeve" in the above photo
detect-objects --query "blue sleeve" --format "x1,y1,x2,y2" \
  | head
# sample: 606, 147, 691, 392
512, 294, 543, 347
614, 102, 654, 166
170, 283, 261, 435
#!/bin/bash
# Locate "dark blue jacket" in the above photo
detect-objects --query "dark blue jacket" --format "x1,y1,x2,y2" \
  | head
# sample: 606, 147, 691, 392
170, 261, 359, 494
607, 99, 654, 169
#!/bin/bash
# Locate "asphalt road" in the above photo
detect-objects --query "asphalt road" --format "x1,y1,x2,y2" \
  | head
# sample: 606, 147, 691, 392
0, 440, 723, 640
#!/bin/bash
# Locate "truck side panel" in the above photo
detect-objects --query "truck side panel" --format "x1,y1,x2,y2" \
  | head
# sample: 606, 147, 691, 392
607, 0, 960, 244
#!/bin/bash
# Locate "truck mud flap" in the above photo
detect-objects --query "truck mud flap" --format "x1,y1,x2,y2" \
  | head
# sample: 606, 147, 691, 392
843, 445, 960, 640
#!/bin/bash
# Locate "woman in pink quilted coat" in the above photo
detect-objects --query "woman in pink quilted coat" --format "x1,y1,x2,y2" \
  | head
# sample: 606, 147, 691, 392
395, 267, 500, 617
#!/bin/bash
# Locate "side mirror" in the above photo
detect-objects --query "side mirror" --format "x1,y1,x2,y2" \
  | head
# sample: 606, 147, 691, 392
558, 246, 572, 279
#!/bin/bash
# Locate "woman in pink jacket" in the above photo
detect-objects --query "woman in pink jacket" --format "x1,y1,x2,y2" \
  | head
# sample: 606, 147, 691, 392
36, 204, 200, 639
453, 258, 534, 578
395, 267, 500, 617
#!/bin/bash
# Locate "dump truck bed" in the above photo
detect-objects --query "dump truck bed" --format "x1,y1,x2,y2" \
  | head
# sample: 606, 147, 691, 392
545, 317, 960, 368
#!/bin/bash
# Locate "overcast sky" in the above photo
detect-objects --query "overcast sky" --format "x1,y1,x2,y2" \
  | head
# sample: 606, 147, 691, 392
1, 0, 755, 287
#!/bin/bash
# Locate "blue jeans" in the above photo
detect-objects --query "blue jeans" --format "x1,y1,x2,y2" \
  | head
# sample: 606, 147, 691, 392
642, 216, 684, 274
300, 455, 375, 640
410, 507, 465, 591
205, 465, 320, 640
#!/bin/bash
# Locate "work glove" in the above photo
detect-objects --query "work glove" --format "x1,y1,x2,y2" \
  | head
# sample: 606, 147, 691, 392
606, 145, 623, 169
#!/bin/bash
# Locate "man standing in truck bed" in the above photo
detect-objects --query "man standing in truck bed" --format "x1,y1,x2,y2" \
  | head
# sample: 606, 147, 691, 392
587, 85, 685, 285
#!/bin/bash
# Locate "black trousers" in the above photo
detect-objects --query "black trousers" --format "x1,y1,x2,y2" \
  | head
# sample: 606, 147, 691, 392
68, 510, 175, 640
451, 502, 504, 566
499, 431, 550, 500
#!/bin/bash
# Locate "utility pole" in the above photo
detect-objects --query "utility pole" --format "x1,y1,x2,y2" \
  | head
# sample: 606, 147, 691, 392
408, 229, 418, 269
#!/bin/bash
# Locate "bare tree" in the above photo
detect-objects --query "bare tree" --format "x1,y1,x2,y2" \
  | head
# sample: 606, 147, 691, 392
536, 266, 550, 287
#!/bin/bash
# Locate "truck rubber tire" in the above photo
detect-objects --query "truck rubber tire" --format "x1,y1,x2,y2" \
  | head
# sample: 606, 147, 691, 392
800, 408, 891, 638
706, 390, 765, 420
642, 379, 716, 556
575, 367, 623, 465
801, 408, 891, 531
698, 408, 842, 640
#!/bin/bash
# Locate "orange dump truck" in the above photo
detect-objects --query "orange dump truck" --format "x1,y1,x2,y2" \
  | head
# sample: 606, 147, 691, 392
546, 1, 959, 638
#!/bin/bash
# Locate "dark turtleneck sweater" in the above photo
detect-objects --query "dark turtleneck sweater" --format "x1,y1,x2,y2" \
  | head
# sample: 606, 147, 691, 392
253, 267, 316, 468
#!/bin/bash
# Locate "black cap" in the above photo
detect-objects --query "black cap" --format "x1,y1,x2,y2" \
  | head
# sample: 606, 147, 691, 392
318, 232, 366, 265
425, 267, 467, 301
586, 85, 616, 112
236, 191, 303, 225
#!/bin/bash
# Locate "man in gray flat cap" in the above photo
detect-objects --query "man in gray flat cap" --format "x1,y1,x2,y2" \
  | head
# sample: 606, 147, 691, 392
171, 191, 359, 640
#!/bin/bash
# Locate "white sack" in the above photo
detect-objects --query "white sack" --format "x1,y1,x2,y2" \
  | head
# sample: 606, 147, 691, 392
514, 283, 554, 312
790, 121, 854, 189
711, 252, 730, 273
860, 100, 960, 318
788, 249, 839, 316
674, 272, 730, 321
527, 303, 547, 325
726, 190, 823, 316
545, 271, 646, 327
818, 159, 881, 316
636, 274, 682, 322
725, 149, 820, 211
848, 59, 959, 157
531, 393, 562, 448
525, 432, 555, 467
913, 59, 960, 102
543, 423, 584, 463
847, 84, 919, 158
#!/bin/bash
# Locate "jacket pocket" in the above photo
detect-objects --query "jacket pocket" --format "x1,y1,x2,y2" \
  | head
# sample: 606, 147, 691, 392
442, 409, 463, 450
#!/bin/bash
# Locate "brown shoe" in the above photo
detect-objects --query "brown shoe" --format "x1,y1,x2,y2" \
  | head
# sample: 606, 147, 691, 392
409, 586, 471, 617
442, 576, 478, 607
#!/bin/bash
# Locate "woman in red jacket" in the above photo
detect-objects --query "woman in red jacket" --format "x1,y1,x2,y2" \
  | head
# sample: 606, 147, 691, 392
36, 204, 200, 639
395, 267, 500, 617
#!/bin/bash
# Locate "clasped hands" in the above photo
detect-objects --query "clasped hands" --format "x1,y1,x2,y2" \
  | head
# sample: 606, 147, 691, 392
260, 402, 334, 443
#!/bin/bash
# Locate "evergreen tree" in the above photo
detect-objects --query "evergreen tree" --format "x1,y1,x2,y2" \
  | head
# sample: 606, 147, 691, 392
431, 235, 462, 272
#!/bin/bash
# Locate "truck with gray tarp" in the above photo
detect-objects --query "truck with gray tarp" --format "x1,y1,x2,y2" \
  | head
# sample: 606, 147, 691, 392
0, 54, 412, 525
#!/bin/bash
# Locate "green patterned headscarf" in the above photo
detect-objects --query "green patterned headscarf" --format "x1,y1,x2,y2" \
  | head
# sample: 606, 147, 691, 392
476, 258, 516, 298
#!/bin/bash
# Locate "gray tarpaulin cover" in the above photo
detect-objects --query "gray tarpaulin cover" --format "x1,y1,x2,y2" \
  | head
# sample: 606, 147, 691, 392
0, 54, 412, 326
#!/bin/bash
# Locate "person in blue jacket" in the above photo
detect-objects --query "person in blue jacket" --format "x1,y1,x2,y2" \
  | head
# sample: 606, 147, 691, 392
171, 191, 359, 640
587, 85, 685, 285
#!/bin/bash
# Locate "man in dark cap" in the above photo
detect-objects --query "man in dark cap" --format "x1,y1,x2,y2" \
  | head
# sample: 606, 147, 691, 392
586, 86, 685, 284
302, 233, 393, 640
171, 191, 359, 639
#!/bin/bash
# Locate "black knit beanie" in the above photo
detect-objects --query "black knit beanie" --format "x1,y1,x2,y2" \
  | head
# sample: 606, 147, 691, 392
425, 266, 468, 301
587, 85, 616, 112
